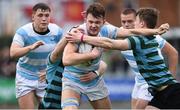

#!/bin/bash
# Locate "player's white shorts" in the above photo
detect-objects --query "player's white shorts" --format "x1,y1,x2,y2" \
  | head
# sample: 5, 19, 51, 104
15, 73, 46, 98
62, 77, 109, 101
132, 83, 153, 101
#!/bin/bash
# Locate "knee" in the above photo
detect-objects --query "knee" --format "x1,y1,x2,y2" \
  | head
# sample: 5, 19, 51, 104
61, 98, 79, 110
63, 106, 78, 110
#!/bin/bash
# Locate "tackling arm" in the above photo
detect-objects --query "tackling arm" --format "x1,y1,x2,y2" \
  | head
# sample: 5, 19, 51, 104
161, 42, 178, 78
50, 37, 67, 63
116, 23, 169, 38
82, 35, 130, 50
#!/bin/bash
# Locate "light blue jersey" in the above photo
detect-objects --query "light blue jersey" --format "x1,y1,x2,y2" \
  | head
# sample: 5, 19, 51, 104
12, 23, 63, 80
121, 35, 167, 85
63, 23, 118, 86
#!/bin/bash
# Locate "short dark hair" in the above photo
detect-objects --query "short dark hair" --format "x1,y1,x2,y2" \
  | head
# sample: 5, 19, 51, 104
32, 3, 51, 13
136, 8, 159, 28
122, 8, 136, 15
86, 2, 105, 18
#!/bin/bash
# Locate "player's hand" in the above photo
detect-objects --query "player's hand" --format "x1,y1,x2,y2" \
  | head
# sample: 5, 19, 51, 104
80, 71, 97, 82
91, 47, 101, 59
65, 30, 83, 43
29, 41, 44, 50
69, 27, 84, 33
157, 23, 169, 35
39, 70, 46, 82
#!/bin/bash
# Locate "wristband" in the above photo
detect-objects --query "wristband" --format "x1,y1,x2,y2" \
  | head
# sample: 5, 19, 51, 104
80, 33, 84, 42
93, 70, 100, 76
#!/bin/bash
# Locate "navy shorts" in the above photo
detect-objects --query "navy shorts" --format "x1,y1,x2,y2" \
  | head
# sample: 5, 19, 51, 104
148, 83, 180, 109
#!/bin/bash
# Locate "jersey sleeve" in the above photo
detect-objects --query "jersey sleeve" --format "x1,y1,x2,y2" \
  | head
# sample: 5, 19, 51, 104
99, 24, 118, 39
12, 28, 27, 47
155, 35, 166, 49
127, 36, 136, 50
47, 53, 61, 66
55, 27, 63, 43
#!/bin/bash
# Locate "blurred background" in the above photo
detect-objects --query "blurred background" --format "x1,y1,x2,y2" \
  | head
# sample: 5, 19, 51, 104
0, 0, 180, 109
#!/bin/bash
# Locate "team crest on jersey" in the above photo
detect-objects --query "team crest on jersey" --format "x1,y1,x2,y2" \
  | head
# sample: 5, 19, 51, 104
50, 35, 56, 41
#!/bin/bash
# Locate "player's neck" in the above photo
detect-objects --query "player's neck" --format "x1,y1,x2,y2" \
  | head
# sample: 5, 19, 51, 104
32, 23, 50, 35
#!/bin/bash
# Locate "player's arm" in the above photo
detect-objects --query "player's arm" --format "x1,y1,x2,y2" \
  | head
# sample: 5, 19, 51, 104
80, 35, 130, 50
161, 42, 178, 78
10, 41, 44, 59
65, 23, 169, 44
116, 23, 169, 38
39, 38, 67, 82
62, 43, 100, 66
50, 37, 67, 63
65, 31, 129, 50
80, 60, 107, 82
97, 60, 107, 76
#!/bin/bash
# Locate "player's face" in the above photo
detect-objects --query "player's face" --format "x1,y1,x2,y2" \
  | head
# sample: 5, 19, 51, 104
85, 13, 105, 36
32, 9, 50, 32
121, 13, 135, 29
135, 15, 143, 28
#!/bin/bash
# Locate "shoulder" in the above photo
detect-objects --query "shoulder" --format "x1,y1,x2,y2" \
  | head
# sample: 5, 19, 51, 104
77, 23, 86, 33
16, 23, 33, 36
154, 35, 165, 41
48, 23, 61, 29
48, 23, 63, 35
100, 23, 118, 38
78, 23, 85, 28
127, 36, 142, 50
101, 23, 118, 31
154, 35, 166, 48
127, 36, 140, 42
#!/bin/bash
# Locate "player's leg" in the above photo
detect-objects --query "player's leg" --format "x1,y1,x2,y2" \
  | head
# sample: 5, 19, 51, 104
36, 80, 46, 102
61, 89, 80, 110
131, 83, 152, 109
145, 105, 160, 110
131, 83, 139, 109
135, 98, 150, 109
90, 96, 111, 109
16, 73, 38, 109
61, 78, 81, 110
87, 78, 111, 109
18, 91, 35, 109
131, 98, 137, 109
135, 84, 152, 109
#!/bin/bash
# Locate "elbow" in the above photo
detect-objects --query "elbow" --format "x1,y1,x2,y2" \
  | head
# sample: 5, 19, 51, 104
62, 56, 72, 66
10, 53, 14, 59
101, 61, 107, 71
175, 50, 179, 57
169, 49, 179, 62
173, 49, 179, 59
10, 51, 17, 59
63, 60, 71, 66
175, 51, 179, 61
